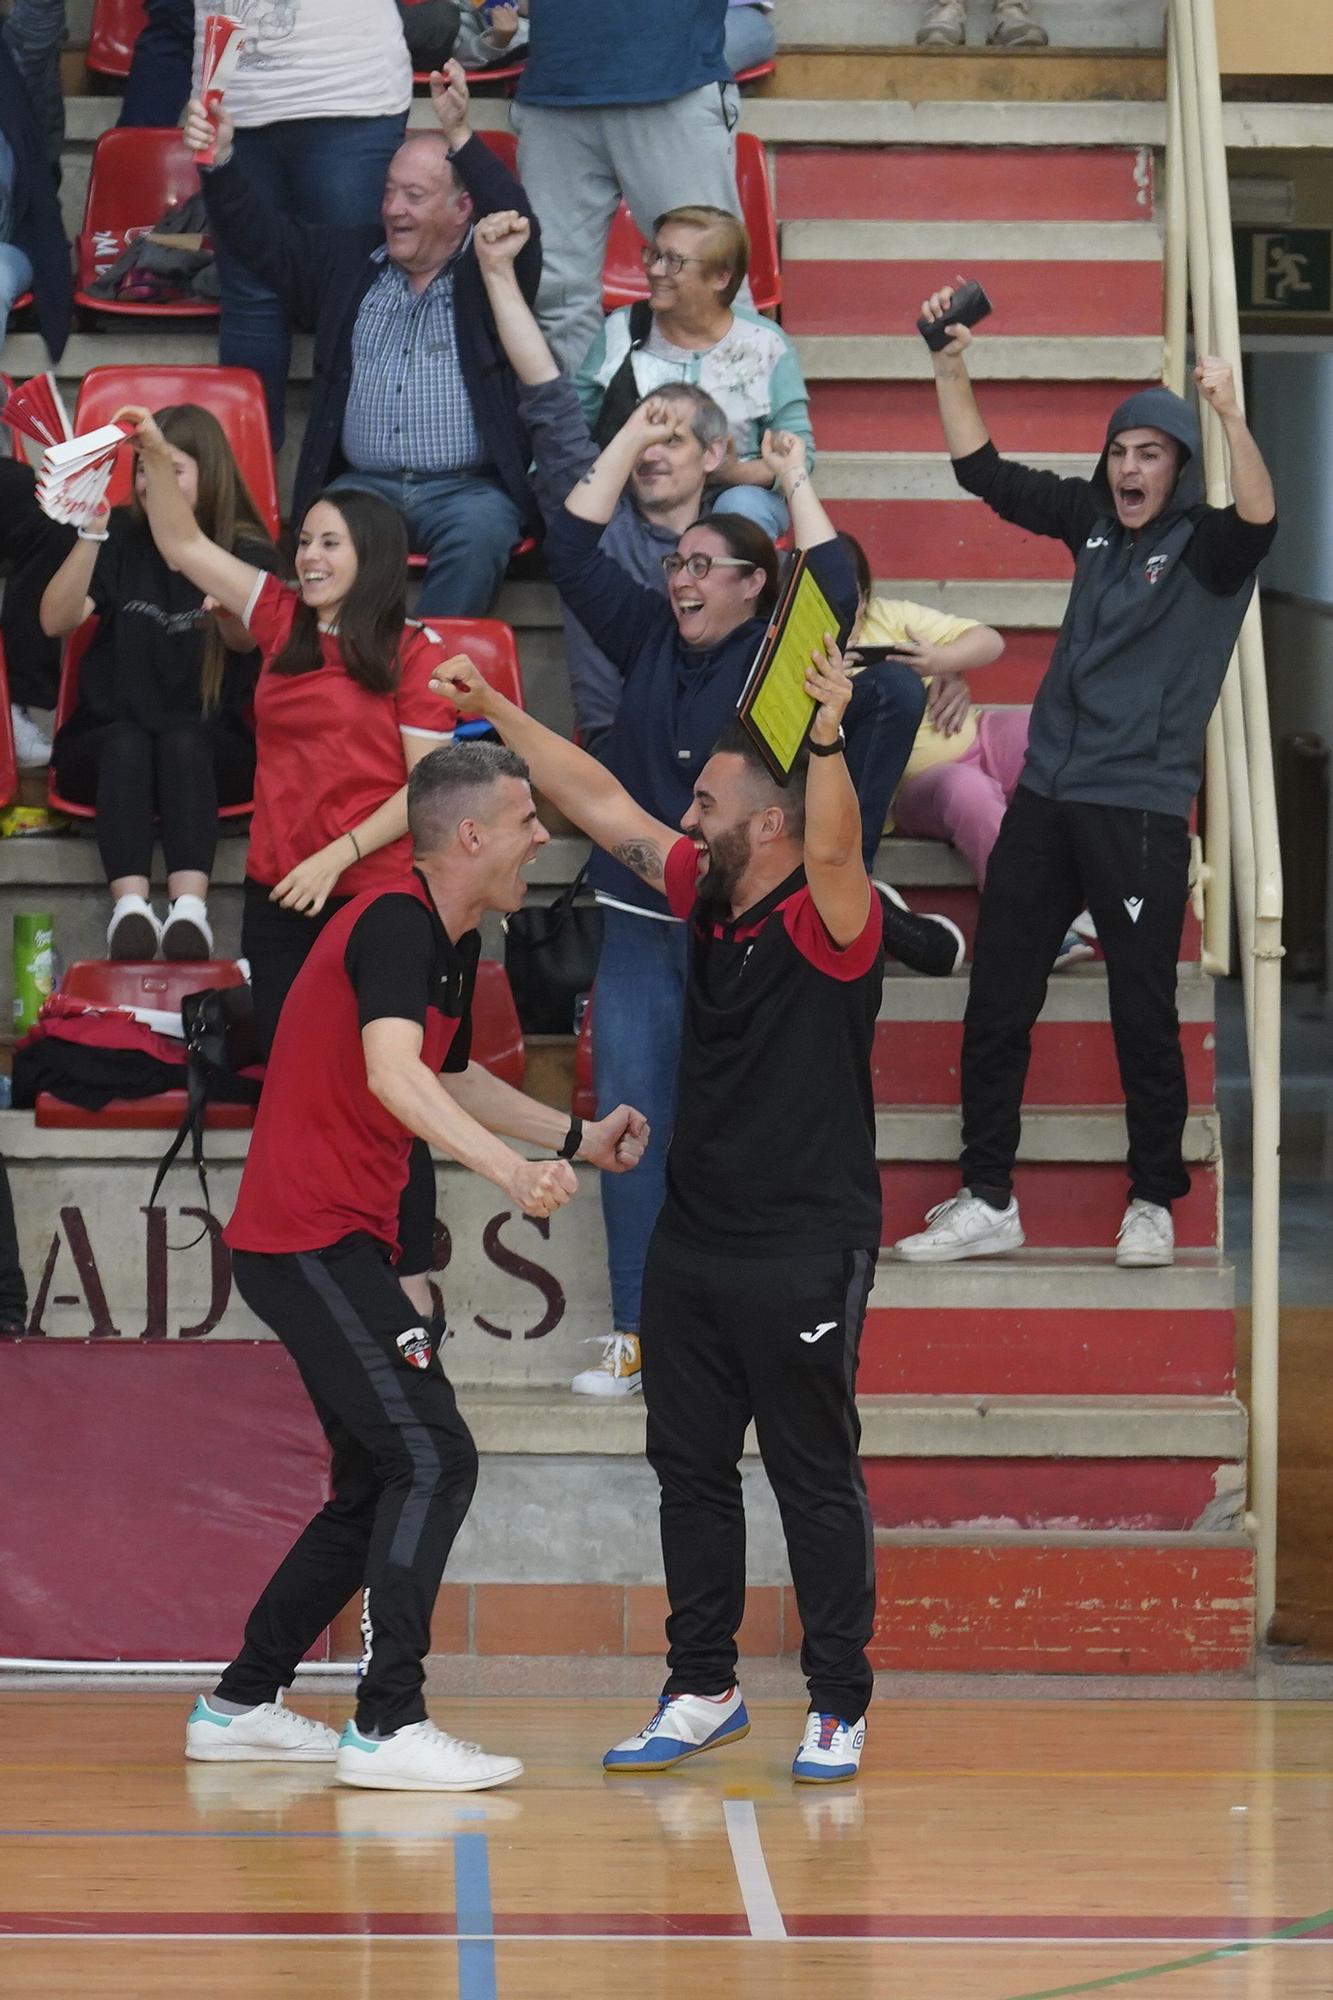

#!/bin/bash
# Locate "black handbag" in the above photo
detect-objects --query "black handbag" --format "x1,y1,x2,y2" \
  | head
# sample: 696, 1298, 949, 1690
503, 864, 602, 1034
149, 984, 263, 1229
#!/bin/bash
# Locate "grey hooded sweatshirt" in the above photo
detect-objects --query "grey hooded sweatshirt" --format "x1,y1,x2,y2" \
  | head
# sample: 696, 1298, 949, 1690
952, 387, 1276, 820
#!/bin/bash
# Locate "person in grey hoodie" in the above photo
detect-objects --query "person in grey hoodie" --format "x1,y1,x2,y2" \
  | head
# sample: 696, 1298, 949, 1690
895, 282, 1277, 1272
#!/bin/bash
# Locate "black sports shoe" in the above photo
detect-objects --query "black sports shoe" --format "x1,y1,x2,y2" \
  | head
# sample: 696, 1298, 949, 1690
874, 881, 966, 977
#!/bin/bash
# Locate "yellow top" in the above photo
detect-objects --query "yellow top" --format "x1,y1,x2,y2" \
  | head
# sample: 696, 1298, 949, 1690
858, 599, 980, 801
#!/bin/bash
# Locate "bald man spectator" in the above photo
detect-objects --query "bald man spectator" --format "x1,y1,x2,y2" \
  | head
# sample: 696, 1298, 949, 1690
185, 65, 541, 617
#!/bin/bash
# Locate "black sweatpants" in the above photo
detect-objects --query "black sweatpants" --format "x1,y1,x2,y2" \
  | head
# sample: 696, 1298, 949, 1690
241, 877, 437, 1274
640, 1229, 877, 1724
221, 1235, 478, 1733
54, 717, 254, 881
961, 786, 1192, 1209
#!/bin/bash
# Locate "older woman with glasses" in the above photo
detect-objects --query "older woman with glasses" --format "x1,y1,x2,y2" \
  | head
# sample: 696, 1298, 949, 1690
575, 204, 813, 544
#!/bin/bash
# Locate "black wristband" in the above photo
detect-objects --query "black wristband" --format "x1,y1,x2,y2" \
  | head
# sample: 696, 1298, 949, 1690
807, 729, 846, 758
558, 1115, 583, 1161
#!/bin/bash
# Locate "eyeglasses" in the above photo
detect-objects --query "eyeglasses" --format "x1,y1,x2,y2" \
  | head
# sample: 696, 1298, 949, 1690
641, 245, 707, 277
661, 553, 756, 581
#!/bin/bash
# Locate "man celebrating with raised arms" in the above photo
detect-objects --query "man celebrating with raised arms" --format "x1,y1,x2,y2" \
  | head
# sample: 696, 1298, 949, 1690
432, 640, 884, 1785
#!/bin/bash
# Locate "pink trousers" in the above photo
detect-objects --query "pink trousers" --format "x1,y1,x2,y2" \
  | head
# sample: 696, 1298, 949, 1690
891, 709, 1031, 888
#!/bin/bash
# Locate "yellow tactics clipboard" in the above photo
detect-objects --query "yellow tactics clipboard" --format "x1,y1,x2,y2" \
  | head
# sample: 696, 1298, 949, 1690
737, 551, 851, 781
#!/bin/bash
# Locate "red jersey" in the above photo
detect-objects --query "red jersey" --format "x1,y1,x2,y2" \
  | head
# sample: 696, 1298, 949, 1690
241, 571, 457, 894
225, 872, 477, 1257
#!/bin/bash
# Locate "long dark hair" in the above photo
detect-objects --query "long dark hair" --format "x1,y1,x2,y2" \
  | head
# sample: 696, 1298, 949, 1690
128, 403, 276, 714
682, 513, 781, 622
269, 487, 409, 693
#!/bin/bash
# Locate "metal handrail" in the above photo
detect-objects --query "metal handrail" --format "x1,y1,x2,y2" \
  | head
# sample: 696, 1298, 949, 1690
1166, 0, 1284, 1645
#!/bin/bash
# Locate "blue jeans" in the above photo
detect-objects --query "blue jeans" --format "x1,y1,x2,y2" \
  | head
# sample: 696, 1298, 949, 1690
725, 5, 779, 74
217, 115, 407, 446
117, 0, 193, 129
0, 240, 34, 346
710, 482, 790, 541
2, 0, 66, 166
845, 659, 927, 869
593, 907, 690, 1335
326, 469, 521, 617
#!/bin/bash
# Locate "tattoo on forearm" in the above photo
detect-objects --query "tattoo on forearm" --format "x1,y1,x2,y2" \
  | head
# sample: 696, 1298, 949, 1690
610, 840, 665, 885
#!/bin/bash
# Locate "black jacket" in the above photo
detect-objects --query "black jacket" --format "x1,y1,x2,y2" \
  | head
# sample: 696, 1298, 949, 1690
0, 39, 71, 360
200, 134, 541, 531
955, 386, 1277, 820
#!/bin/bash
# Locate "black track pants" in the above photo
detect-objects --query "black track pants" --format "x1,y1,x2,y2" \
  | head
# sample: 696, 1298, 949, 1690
960, 786, 1192, 1209
640, 1229, 877, 1724
219, 1235, 477, 1732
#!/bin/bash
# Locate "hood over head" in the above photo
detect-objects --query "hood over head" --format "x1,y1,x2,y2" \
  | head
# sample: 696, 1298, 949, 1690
1090, 385, 1204, 522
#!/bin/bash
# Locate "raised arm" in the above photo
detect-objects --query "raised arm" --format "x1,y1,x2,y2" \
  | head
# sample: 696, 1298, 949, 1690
428, 655, 681, 895
759, 430, 837, 550
183, 98, 337, 318
1195, 357, 1276, 524
920, 282, 991, 460
114, 407, 263, 621
39, 513, 103, 636
802, 637, 872, 948
562, 395, 677, 527
475, 210, 558, 387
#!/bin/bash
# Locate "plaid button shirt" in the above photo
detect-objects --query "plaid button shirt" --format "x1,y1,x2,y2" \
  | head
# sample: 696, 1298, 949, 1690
340, 244, 486, 476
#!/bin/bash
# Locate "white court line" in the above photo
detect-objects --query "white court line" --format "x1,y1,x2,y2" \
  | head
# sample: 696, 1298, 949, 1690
722, 1799, 788, 1941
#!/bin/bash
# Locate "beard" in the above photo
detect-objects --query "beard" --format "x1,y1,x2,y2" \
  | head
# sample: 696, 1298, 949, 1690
695, 822, 752, 909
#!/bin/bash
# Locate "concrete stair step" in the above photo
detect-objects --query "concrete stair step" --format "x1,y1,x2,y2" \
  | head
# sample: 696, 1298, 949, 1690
774, 0, 1166, 52
795, 332, 1164, 381
777, 144, 1155, 222
878, 1156, 1219, 1252
784, 218, 1163, 262
873, 1244, 1232, 1308
820, 449, 1088, 499
868, 1528, 1253, 1672
809, 378, 1160, 457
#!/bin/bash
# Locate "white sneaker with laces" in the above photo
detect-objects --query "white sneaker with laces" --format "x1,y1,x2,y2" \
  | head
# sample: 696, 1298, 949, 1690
894, 1191, 1025, 1263
107, 893, 162, 961
917, 0, 965, 43
1115, 1199, 1174, 1268
988, 0, 1049, 46
335, 1718, 523, 1792
185, 1691, 339, 1762
792, 1712, 866, 1784
571, 1332, 642, 1397
11, 705, 51, 768
161, 893, 214, 961
603, 1687, 750, 1773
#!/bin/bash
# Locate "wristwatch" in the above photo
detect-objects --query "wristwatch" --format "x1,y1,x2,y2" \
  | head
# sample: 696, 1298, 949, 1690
807, 729, 846, 757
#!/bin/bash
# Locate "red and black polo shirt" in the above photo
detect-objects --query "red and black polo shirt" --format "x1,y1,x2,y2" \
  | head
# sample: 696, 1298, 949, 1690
657, 836, 884, 1258
226, 870, 476, 1259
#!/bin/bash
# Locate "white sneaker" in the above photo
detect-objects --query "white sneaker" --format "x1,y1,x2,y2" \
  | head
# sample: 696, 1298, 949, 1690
335, 1718, 523, 1792
161, 893, 213, 961
792, 1712, 866, 1784
988, 0, 1049, 46
917, 0, 965, 43
1115, 1199, 1175, 1268
11, 704, 51, 768
603, 1687, 750, 1773
894, 1191, 1025, 1262
185, 1692, 339, 1763
107, 893, 162, 961
572, 1332, 642, 1397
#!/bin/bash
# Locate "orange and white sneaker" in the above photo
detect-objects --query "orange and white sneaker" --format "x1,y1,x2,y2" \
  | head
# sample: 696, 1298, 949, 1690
571, 1332, 642, 1397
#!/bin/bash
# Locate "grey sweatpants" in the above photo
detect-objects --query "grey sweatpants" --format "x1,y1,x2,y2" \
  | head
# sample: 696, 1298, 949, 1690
511, 82, 750, 376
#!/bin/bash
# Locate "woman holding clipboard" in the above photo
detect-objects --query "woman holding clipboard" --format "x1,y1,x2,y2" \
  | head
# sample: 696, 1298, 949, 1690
543, 407, 952, 1400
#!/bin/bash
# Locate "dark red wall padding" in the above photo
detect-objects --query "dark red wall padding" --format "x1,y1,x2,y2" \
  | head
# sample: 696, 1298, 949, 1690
0, 1341, 328, 1660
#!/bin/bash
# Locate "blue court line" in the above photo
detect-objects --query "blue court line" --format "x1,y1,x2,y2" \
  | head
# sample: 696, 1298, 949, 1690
452, 1832, 498, 2000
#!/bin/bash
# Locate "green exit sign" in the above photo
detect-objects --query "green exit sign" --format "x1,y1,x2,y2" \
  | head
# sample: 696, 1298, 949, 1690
1234, 228, 1332, 314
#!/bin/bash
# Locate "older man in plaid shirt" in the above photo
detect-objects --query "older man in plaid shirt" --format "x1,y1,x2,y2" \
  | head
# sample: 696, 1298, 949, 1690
186, 60, 539, 616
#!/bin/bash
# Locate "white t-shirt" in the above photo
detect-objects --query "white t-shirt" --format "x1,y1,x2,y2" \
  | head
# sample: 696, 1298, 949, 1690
193, 0, 412, 126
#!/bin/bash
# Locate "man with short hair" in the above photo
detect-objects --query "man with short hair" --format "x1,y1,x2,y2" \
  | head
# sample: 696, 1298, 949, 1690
186, 741, 649, 1791
895, 285, 1277, 1270
183, 63, 540, 616
435, 638, 883, 1785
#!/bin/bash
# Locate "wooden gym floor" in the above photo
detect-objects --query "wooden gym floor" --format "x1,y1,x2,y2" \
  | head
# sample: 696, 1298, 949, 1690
2, 1686, 1332, 1997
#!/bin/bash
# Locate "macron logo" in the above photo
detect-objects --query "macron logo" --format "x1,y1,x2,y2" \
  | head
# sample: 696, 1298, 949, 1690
1124, 896, 1144, 924
800, 1321, 837, 1344
1086, 534, 1111, 550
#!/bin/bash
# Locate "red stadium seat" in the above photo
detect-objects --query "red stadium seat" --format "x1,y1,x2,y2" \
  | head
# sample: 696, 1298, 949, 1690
47, 619, 254, 823
74, 365, 281, 539
572, 994, 596, 1120
601, 133, 780, 314
74, 128, 218, 318
469, 960, 525, 1089
477, 130, 519, 176
415, 60, 525, 89
733, 60, 776, 85
86, 0, 148, 78
0, 637, 22, 809
410, 617, 525, 711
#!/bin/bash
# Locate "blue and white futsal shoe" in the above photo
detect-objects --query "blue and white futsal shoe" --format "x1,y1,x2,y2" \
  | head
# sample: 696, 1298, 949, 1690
603, 1688, 750, 1773
792, 1712, 866, 1784
185, 1692, 339, 1762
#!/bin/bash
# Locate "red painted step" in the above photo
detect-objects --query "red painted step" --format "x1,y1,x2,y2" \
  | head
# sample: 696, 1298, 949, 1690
831, 498, 1075, 581
878, 889, 1205, 963
785, 260, 1164, 338
776, 147, 1154, 224
862, 1458, 1231, 1533
859, 1305, 1236, 1398
868, 1537, 1253, 1673
870, 1019, 1215, 1107
810, 379, 1159, 455
878, 1159, 1219, 1249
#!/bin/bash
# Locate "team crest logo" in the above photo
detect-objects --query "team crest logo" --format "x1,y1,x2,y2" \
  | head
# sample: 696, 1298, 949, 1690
1144, 554, 1170, 586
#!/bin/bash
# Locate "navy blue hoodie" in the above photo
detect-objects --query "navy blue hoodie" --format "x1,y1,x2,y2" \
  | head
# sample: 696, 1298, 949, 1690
953, 386, 1276, 820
